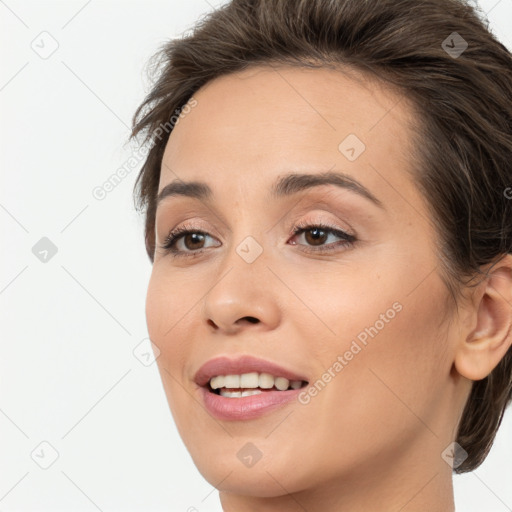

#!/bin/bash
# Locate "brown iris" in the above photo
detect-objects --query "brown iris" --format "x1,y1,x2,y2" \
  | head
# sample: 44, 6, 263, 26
183, 233, 206, 250
303, 227, 328, 246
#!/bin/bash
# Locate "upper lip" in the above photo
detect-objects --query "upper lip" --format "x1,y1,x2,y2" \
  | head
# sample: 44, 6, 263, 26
194, 355, 309, 387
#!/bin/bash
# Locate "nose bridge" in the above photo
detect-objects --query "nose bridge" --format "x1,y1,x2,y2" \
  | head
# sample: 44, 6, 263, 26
226, 210, 273, 280
220, 196, 271, 272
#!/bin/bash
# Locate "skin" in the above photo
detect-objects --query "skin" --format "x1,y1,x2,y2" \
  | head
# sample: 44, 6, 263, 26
145, 64, 512, 511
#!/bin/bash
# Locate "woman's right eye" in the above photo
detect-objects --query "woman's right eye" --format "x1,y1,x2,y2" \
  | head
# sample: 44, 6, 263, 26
160, 227, 221, 258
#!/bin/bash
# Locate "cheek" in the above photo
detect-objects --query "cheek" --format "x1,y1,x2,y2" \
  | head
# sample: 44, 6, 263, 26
145, 268, 192, 391
312, 271, 452, 448
145, 270, 168, 341
145, 267, 194, 347
145, 269, 201, 435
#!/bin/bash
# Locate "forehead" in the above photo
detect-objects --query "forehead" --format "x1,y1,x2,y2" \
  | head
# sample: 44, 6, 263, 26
159, 64, 419, 212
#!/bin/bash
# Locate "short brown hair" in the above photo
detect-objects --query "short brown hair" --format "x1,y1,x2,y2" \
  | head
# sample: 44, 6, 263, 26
130, 0, 512, 473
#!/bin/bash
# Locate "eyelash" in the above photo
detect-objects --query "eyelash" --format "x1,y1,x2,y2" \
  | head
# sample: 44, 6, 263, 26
159, 220, 356, 259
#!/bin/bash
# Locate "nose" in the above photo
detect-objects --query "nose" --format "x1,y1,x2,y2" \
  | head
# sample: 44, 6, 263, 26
201, 248, 282, 335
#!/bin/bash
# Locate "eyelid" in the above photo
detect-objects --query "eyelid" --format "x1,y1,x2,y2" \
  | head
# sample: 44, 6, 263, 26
158, 215, 358, 260
288, 220, 356, 251
158, 218, 213, 242
159, 213, 352, 243
285, 210, 355, 238
155, 206, 230, 241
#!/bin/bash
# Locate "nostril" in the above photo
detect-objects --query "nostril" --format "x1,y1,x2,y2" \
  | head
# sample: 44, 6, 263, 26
244, 316, 259, 324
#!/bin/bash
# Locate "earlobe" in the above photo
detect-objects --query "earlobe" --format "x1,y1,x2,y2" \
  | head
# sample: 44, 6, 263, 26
454, 256, 512, 382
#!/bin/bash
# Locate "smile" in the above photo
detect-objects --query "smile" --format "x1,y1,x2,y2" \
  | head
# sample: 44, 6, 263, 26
209, 372, 306, 397
194, 355, 309, 420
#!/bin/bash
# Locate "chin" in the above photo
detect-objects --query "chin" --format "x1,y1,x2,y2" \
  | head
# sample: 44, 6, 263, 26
183, 427, 336, 499
194, 455, 306, 498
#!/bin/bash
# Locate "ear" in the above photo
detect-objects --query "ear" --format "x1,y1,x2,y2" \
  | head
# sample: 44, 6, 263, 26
454, 254, 512, 381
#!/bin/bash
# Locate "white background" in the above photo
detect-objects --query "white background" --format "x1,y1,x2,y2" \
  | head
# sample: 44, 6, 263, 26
1, 1, 511, 511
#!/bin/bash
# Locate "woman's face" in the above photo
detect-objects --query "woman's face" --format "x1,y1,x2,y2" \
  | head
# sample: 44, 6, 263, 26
146, 65, 468, 499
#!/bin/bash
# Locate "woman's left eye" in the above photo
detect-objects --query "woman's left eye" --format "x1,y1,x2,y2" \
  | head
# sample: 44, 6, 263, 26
159, 222, 356, 258
289, 223, 356, 253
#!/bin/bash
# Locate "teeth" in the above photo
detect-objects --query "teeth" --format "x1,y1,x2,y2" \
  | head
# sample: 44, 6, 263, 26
210, 375, 225, 389
259, 373, 274, 389
240, 372, 259, 388
240, 389, 262, 397
274, 377, 290, 391
219, 389, 263, 398
209, 372, 306, 392
220, 390, 242, 398
224, 375, 240, 388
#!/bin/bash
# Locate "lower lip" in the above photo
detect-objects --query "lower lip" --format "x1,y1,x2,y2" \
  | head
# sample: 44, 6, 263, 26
199, 386, 304, 421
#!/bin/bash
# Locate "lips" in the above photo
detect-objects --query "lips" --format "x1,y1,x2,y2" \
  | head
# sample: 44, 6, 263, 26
193, 354, 310, 421
194, 354, 309, 388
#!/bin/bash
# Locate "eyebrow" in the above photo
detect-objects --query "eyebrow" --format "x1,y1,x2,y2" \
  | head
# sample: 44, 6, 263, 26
156, 171, 384, 209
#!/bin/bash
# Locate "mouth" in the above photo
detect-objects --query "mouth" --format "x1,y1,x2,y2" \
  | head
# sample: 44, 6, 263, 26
194, 355, 310, 420
207, 372, 308, 397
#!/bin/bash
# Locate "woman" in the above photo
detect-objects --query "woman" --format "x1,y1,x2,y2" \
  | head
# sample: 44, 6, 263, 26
130, 0, 512, 510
